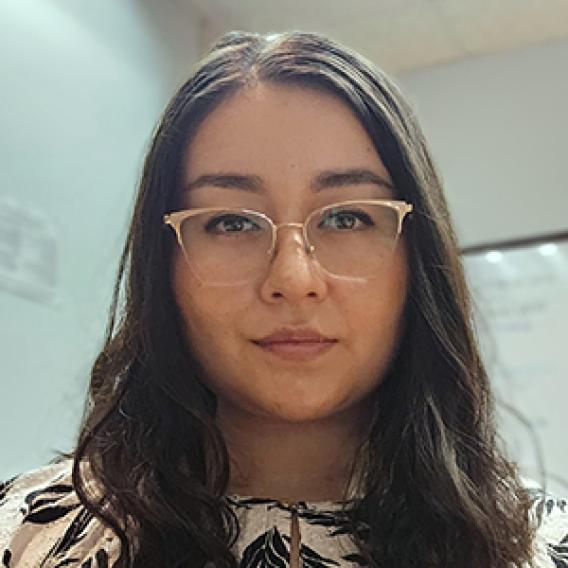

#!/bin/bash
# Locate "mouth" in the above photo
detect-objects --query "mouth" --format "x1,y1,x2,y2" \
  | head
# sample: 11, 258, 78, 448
252, 338, 338, 360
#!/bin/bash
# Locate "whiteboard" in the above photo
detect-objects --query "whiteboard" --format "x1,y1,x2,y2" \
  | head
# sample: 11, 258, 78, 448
463, 237, 568, 495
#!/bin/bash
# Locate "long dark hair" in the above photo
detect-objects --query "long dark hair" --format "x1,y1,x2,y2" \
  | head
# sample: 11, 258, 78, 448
66, 30, 535, 567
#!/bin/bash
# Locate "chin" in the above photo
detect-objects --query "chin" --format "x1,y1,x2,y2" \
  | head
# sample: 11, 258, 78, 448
255, 396, 353, 423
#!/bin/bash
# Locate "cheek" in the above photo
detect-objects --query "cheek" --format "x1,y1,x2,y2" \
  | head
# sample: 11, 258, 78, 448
349, 294, 405, 359
342, 262, 408, 379
171, 255, 248, 370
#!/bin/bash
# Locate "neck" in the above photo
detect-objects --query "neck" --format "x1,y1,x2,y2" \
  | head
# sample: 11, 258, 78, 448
217, 400, 371, 503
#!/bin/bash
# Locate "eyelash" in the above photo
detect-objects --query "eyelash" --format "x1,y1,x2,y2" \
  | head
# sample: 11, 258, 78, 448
204, 209, 374, 234
205, 214, 261, 234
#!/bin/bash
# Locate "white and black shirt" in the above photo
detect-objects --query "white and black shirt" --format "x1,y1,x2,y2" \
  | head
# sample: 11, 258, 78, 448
1, 460, 567, 567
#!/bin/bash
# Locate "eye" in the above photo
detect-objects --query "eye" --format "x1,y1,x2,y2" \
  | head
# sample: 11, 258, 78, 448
318, 208, 374, 230
204, 213, 262, 234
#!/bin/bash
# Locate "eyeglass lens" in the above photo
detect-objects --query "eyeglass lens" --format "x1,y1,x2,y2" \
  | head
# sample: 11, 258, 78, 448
177, 203, 401, 284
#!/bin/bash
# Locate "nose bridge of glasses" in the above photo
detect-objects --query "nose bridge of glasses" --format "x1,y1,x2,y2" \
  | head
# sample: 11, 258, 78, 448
271, 221, 314, 256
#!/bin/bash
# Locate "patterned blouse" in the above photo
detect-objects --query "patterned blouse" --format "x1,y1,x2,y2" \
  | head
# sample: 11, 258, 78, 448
1, 459, 567, 567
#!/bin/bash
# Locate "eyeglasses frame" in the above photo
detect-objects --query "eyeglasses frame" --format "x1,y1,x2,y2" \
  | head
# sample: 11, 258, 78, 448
163, 199, 413, 282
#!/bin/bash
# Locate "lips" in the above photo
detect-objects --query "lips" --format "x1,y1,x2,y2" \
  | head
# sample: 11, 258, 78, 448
256, 338, 336, 346
252, 328, 338, 361
253, 327, 337, 346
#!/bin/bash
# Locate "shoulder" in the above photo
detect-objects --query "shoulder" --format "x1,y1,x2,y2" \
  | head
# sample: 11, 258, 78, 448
0, 459, 73, 546
0, 459, 118, 567
526, 484, 568, 567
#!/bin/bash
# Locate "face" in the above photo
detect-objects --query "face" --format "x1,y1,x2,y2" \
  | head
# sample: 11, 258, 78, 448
172, 82, 409, 425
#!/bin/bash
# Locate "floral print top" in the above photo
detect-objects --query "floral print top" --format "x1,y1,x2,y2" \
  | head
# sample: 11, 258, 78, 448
1, 459, 567, 567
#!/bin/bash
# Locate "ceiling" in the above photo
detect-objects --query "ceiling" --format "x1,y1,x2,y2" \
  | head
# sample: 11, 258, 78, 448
182, 0, 568, 73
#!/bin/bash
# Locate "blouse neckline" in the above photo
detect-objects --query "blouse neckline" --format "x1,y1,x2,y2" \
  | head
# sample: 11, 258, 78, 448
224, 493, 360, 511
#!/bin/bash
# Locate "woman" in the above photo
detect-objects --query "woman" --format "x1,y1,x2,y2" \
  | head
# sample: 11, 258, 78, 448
1, 30, 567, 568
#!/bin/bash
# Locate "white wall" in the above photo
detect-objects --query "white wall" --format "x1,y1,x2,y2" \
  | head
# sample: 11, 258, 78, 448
397, 40, 568, 493
396, 38, 568, 248
0, 0, 201, 479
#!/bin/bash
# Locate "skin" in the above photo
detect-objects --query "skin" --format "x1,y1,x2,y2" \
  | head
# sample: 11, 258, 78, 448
172, 82, 409, 502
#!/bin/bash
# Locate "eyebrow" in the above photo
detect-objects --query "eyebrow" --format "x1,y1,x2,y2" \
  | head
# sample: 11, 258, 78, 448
184, 168, 395, 194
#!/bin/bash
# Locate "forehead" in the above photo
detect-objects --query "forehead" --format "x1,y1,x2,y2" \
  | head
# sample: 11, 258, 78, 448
183, 82, 394, 203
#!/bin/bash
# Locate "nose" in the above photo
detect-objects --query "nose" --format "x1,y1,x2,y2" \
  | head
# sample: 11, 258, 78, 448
259, 224, 328, 304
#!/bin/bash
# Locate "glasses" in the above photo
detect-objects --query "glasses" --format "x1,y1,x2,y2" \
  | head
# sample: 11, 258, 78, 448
164, 199, 413, 286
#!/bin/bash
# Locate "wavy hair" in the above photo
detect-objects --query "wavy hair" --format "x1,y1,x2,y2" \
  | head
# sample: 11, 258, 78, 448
65, 30, 535, 567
